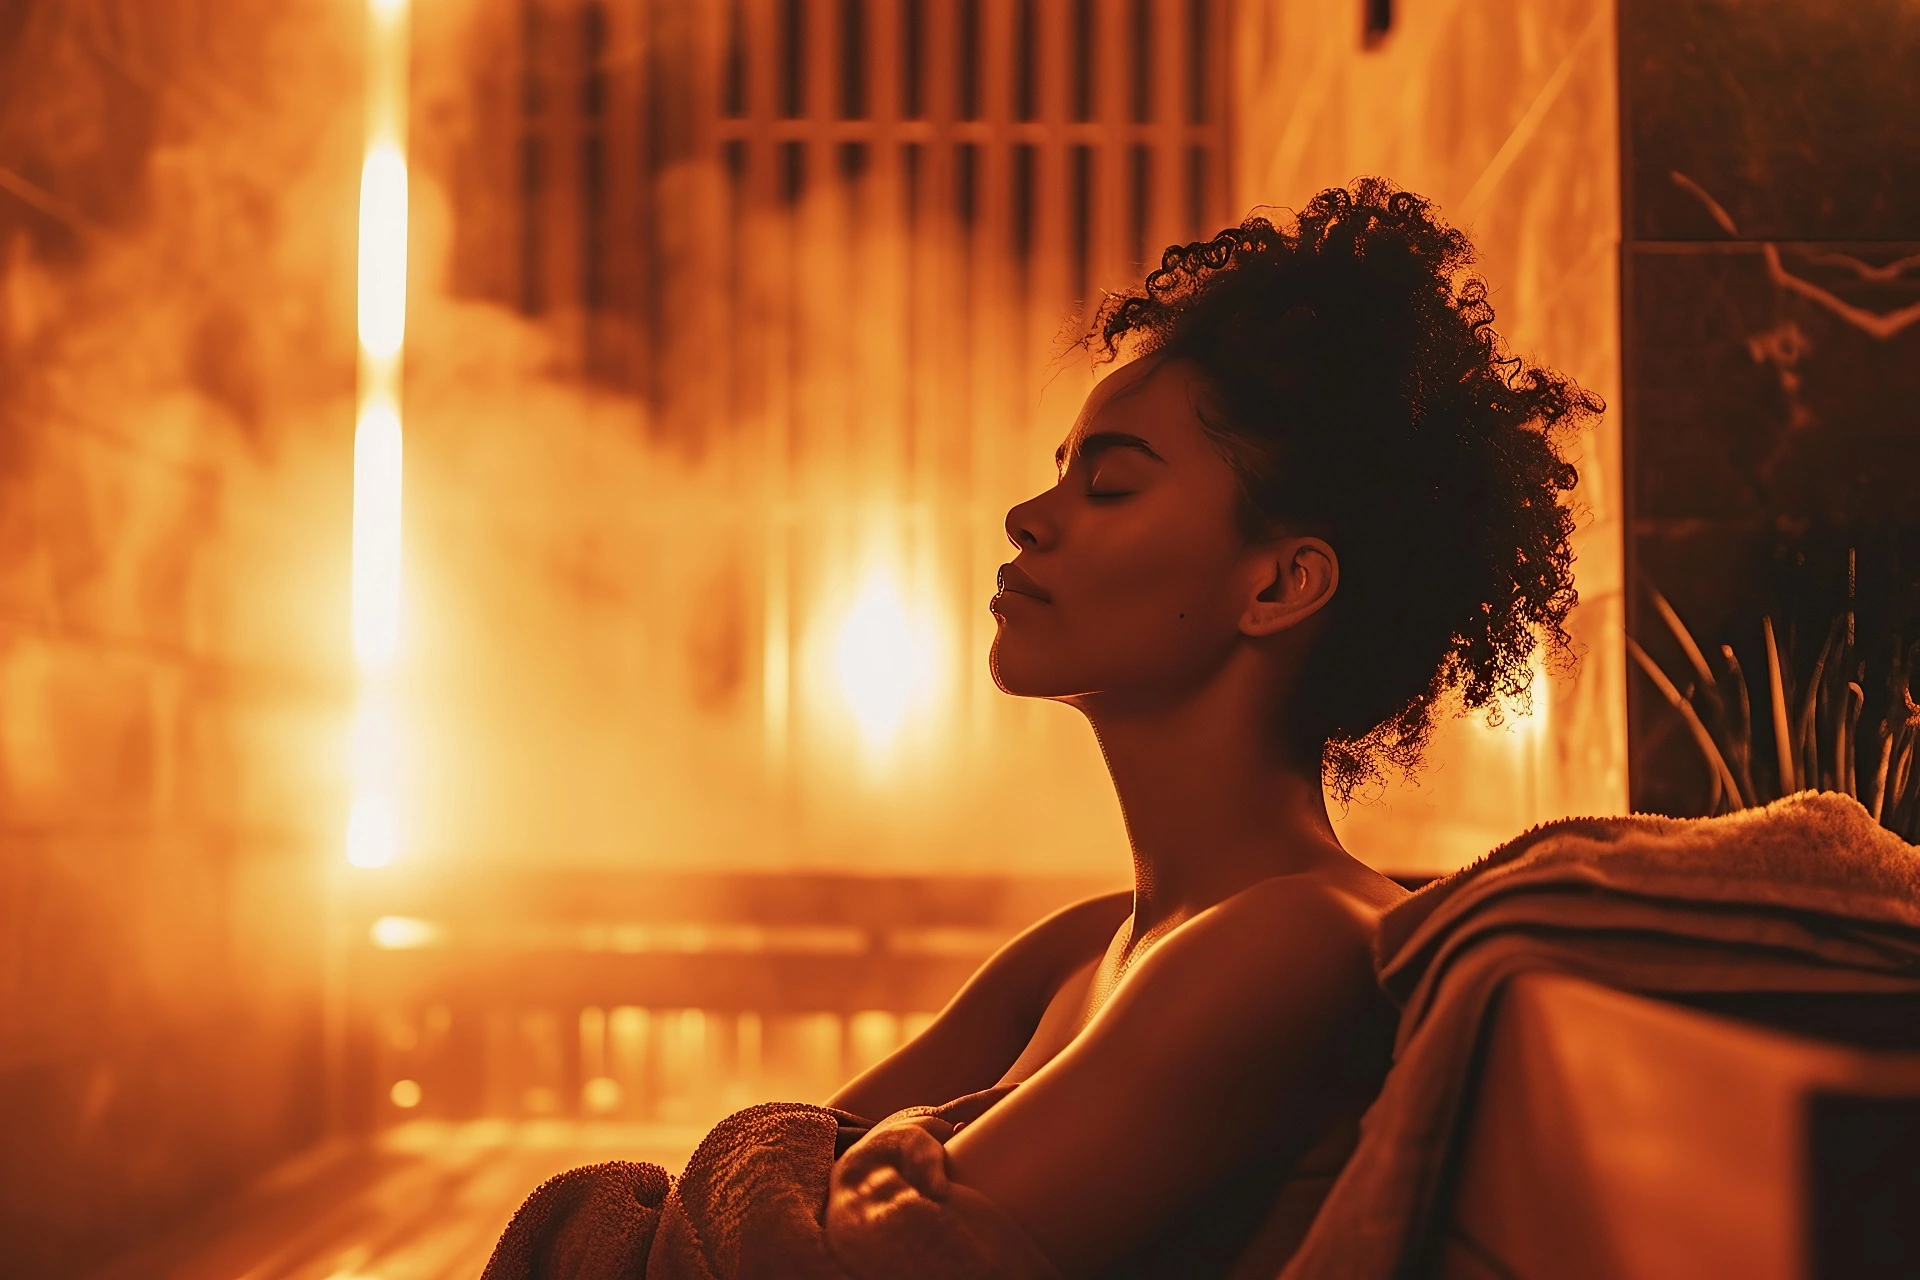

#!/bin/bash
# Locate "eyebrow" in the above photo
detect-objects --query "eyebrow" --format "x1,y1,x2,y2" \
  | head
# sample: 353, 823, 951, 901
1054, 431, 1166, 471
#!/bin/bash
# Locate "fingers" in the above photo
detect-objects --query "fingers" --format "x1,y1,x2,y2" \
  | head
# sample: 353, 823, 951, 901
825, 1127, 1063, 1280
832, 1117, 953, 1203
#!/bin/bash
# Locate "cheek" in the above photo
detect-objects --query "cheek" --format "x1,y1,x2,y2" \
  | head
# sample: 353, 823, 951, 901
1078, 496, 1243, 627
1082, 536, 1226, 627
996, 506, 1244, 695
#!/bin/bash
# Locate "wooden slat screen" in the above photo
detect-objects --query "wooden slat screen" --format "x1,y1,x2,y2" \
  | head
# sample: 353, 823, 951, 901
442, 0, 1230, 786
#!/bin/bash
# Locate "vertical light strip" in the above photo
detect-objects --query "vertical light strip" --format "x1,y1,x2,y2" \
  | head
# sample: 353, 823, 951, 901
347, 0, 410, 868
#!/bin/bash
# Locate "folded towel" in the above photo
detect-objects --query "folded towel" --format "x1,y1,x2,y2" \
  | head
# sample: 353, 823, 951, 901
1279, 791, 1920, 1280
481, 1090, 1058, 1280
481, 1158, 668, 1280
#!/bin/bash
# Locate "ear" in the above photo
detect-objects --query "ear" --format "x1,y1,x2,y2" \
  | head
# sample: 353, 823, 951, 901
1239, 537, 1339, 638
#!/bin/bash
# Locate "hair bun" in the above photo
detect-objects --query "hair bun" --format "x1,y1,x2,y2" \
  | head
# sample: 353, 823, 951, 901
1088, 178, 1603, 799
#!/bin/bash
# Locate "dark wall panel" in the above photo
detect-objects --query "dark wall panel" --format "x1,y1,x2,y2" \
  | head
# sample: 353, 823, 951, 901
1622, 0, 1920, 816
1625, 0, 1920, 244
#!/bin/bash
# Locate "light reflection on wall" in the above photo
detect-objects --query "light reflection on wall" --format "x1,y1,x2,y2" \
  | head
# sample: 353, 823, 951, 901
347, 0, 410, 868
828, 556, 949, 758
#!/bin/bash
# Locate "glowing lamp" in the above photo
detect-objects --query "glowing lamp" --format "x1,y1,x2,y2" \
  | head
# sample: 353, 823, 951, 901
346, 787, 399, 868
356, 143, 409, 362
345, 0, 409, 866
833, 565, 941, 752
370, 915, 442, 949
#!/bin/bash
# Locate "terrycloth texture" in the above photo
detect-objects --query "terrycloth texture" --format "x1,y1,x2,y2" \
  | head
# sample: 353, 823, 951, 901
1279, 791, 1920, 1280
481, 1090, 1059, 1280
481, 1159, 670, 1280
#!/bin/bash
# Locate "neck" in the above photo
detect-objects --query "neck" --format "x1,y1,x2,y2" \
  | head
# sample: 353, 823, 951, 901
1076, 653, 1344, 936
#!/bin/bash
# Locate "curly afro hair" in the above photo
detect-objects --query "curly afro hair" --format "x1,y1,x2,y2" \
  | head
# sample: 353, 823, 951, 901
1089, 178, 1601, 799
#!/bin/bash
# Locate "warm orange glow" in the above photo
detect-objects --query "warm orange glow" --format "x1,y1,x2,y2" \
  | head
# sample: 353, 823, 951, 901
831, 561, 945, 753
347, 692, 403, 867
346, 785, 400, 868
389, 1078, 423, 1108
763, 565, 791, 771
581, 1076, 624, 1114
370, 915, 442, 949
351, 398, 403, 669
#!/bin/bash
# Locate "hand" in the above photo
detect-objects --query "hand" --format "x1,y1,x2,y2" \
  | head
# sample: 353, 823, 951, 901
826, 1116, 1059, 1280
831, 1114, 956, 1224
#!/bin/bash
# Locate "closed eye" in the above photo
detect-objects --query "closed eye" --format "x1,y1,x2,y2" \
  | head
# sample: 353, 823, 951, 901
1086, 489, 1135, 502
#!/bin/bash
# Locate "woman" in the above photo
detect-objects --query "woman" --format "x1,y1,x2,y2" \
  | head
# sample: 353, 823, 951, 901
826, 181, 1599, 1276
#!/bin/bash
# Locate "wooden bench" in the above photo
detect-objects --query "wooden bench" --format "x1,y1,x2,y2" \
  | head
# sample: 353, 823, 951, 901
336, 869, 1122, 1129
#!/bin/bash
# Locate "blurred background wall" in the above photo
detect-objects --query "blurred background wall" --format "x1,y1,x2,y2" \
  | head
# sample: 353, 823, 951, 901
0, 1, 1638, 1274
0, 2, 362, 1273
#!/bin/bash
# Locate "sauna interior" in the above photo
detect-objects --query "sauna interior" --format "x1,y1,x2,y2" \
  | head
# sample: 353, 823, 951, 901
3, 0, 1916, 1277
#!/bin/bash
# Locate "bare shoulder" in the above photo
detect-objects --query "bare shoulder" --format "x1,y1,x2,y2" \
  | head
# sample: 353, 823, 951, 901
1229, 859, 1409, 936
941, 867, 1402, 1269
1127, 865, 1404, 1021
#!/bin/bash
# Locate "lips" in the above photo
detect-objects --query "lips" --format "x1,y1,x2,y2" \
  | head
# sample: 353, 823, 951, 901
995, 561, 1052, 604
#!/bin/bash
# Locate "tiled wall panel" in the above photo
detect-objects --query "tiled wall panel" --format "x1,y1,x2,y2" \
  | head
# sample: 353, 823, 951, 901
1622, 0, 1920, 815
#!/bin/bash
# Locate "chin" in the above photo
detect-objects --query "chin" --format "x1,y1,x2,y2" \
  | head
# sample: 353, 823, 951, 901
989, 631, 1056, 698
989, 630, 1093, 700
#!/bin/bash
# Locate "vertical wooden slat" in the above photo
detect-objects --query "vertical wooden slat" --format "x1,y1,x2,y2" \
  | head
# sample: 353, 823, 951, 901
596, 0, 649, 395
917, 0, 960, 524
531, 0, 587, 366
802, 0, 852, 673
447, 0, 529, 310
686, 0, 731, 477
734, 0, 794, 779
1030, 0, 1070, 328
642, 0, 724, 450
968, 0, 1014, 740
1092, 0, 1126, 297
514, 0, 542, 314
865, 0, 930, 690
1202, 0, 1229, 228
1149, 0, 1184, 259
873, 2, 909, 441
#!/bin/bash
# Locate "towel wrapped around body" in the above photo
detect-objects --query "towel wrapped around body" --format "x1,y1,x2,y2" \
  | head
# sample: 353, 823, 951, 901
480, 1073, 1358, 1280
1280, 791, 1920, 1280
481, 1086, 1060, 1280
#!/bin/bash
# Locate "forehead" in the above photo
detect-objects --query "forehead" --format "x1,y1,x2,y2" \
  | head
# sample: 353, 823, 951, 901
1056, 355, 1209, 465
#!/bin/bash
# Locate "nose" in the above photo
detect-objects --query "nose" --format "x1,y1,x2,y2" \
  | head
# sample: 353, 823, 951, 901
1004, 490, 1055, 552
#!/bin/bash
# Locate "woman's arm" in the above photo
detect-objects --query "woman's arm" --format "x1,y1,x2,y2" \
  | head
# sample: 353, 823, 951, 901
826, 891, 1132, 1121
941, 877, 1393, 1276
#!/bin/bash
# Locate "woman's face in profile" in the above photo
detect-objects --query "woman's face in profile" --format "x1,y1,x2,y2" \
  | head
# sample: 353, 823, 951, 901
991, 355, 1259, 705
